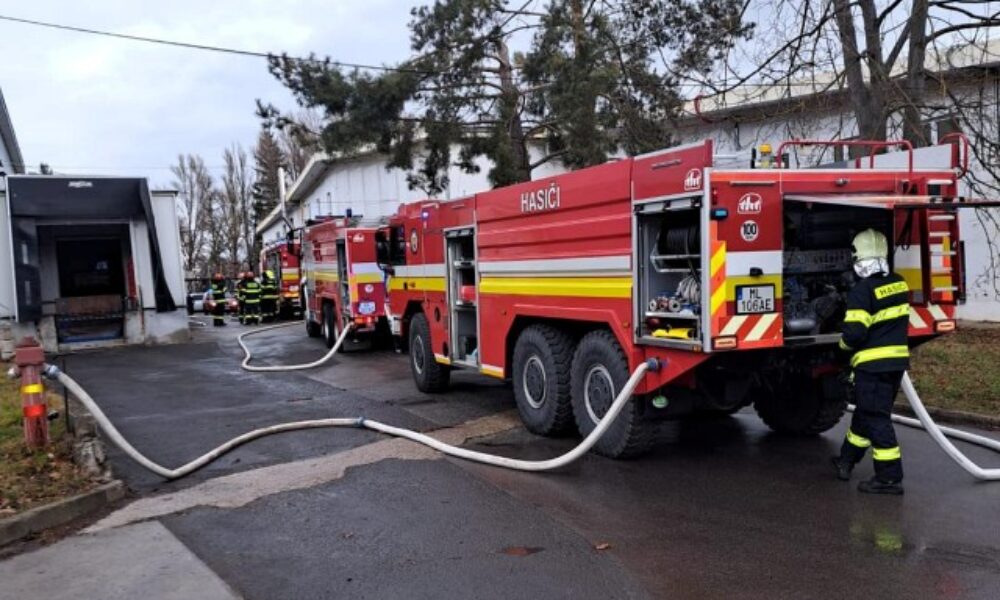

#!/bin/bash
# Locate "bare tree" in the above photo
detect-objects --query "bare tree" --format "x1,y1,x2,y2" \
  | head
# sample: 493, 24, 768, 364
220, 143, 256, 274
172, 154, 215, 276
276, 108, 323, 181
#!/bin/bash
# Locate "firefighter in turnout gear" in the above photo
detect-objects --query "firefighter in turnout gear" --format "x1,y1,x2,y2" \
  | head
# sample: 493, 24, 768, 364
235, 272, 248, 324
261, 270, 279, 322
832, 229, 909, 495
210, 273, 228, 327
241, 271, 263, 325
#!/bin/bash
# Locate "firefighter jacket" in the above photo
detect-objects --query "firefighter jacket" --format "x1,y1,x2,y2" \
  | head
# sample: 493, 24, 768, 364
839, 272, 911, 373
261, 275, 279, 300
210, 281, 227, 300
242, 280, 262, 304
235, 280, 246, 301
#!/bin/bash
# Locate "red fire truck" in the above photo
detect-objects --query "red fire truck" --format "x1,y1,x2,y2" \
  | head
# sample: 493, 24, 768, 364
260, 239, 302, 318
302, 217, 388, 349
380, 137, 997, 457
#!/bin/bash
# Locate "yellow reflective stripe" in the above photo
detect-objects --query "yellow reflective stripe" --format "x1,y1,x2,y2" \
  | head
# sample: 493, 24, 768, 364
871, 303, 910, 324
21, 383, 44, 395
479, 277, 631, 299
851, 345, 910, 367
838, 338, 852, 351
844, 309, 872, 327
874, 281, 908, 299
351, 273, 383, 284
388, 277, 447, 293
873, 446, 901, 461
847, 429, 871, 448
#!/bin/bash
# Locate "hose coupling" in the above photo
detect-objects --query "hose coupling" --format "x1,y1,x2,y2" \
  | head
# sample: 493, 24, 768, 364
645, 357, 663, 372
354, 417, 366, 428
41, 363, 62, 379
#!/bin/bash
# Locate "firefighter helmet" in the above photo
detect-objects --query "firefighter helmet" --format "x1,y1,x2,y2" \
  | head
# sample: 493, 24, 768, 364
212, 272, 224, 282
851, 229, 888, 262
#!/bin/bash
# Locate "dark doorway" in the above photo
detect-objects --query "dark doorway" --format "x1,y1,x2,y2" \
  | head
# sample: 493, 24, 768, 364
56, 239, 125, 297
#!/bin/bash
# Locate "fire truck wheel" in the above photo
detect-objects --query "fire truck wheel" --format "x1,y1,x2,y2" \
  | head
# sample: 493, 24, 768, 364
752, 371, 847, 435
570, 330, 656, 459
322, 303, 338, 349
511, 325, 575, 436
409, 312, 450, 392
306, 313, 322, 338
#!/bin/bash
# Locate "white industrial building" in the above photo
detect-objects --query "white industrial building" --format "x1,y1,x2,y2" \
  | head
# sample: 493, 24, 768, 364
259, 43, 999, 321
1, 88, 188, 352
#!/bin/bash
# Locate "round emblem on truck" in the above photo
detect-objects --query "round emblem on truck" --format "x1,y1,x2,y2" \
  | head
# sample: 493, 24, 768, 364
410, 229, 419, 254
741, 220, 759, 242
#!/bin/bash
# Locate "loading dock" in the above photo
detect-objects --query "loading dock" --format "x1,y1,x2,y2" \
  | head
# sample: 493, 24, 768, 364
1, 176, 187, 351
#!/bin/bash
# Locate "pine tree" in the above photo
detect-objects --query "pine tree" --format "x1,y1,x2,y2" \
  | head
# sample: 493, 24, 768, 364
263, 0, 750, 194
252, 129, 286, 223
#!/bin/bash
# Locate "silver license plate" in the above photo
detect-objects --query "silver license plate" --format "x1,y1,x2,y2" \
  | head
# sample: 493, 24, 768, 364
736, 285, 775, 314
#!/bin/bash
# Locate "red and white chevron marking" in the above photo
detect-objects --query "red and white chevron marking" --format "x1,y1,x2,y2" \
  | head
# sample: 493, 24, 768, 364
718, 312, 783, 348
909, 304, 954, 334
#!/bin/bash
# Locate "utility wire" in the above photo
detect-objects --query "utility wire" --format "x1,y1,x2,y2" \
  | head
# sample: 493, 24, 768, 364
0, 13, 429, 74
0, 12, 844, 90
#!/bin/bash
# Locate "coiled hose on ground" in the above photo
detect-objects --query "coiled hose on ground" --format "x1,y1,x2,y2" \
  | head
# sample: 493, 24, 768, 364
44, 359, 653, 479
42, 319, 1000, 481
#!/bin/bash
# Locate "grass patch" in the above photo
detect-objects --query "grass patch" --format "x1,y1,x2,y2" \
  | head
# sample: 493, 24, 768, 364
908, 326, 1000, 417
1, 363, 97, 517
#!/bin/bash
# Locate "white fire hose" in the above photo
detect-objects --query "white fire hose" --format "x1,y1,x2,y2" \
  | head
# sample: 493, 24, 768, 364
847, 372, 1000, 481
238, 320, 353, 372
42, 360, 653, 479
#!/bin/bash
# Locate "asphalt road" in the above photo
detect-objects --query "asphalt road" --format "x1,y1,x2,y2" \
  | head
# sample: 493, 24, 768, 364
3, 319, 1000, 599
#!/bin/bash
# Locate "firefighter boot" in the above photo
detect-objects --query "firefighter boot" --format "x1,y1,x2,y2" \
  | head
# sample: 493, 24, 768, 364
858, 477, 904, 496
831, 457, 854, 481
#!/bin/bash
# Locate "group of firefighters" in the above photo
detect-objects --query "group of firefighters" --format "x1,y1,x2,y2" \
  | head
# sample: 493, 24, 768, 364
208, 270, 281, 327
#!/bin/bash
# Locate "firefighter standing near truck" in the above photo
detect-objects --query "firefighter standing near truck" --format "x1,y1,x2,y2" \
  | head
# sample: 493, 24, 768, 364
241, 271, 263, 325
209, 273, 228, 327
832, 229, 909, 495
261, 270, 279, 322
235, 271, 248, 324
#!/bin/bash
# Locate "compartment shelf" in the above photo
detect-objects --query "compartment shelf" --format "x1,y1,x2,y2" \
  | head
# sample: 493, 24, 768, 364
645, 311, 699, 320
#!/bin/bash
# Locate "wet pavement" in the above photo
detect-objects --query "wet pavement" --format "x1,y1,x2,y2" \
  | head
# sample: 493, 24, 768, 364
3, 318, 1000, 599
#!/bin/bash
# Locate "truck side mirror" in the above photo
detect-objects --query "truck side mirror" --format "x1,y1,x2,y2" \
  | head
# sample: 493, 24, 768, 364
375, 232, 394, 275
285, 230, 296, 256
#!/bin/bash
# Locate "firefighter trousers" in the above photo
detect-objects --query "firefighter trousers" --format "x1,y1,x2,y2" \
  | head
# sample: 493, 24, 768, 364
243, 301, 261, 324
212, 303, 227, 326
839, 370, 904, 482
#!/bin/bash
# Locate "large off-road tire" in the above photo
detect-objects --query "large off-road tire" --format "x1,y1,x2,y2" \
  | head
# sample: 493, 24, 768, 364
408, 312, 450, 393
571, 330, 656, 459
511, 324, 576, 436
753, 371, 847, 435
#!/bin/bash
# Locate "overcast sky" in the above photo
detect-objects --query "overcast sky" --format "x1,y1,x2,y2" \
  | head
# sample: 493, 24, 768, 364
0, 0, 415, 187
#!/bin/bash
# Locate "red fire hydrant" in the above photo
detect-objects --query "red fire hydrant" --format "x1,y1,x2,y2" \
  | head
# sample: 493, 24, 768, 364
14, 337, 48, 449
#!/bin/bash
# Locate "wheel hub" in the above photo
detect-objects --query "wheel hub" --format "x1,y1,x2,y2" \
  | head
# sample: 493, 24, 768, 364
412, 335, 425, 375
523, 355, 547, 409
584, 364, 615, 425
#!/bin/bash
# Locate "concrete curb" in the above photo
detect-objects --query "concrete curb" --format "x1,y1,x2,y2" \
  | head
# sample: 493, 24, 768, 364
0, 481, 126, 547
894, 404, 1000, 431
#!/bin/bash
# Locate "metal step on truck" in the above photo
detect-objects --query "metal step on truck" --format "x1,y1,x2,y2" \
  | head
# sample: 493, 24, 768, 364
376, 136, 999, 458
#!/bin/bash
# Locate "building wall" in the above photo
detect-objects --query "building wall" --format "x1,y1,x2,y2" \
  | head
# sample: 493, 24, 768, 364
150, 191, 186, 308
0, 192, 14, 320
677, 84, 1000, 321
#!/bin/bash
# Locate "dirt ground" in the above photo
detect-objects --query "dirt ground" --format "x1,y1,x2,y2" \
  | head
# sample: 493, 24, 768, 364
0, 366, 97, 516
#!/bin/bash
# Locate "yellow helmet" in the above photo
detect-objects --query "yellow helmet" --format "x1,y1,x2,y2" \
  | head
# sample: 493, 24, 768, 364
851, 229, 888, 262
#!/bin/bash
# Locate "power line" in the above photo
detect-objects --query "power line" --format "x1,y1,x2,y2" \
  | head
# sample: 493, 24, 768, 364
0, 13, 428, 74
0, 12, 849, 90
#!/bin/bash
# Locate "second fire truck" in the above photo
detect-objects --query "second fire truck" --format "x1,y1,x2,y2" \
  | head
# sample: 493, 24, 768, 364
260, 239, 303, 319
378, 137, 997, 458
301, 216, 388, 350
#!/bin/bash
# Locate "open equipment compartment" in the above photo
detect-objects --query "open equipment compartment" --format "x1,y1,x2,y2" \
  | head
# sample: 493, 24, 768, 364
635, 195, 703, 346
445, 227, 478, 364
781, 199, 893, 340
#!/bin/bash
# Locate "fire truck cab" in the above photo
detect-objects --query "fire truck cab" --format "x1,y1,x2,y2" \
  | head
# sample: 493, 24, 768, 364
259, 239, 302, 319
302, 217, 388, 350
381, 137, 998, 458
